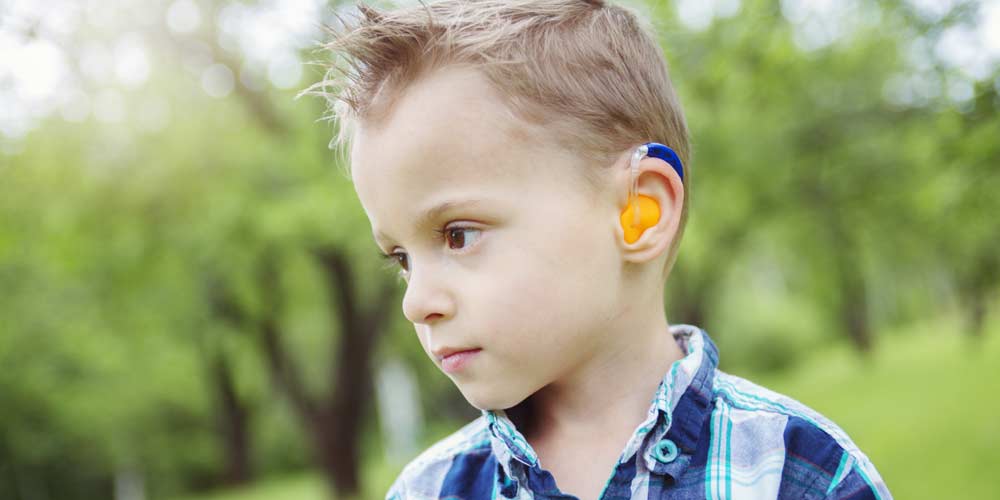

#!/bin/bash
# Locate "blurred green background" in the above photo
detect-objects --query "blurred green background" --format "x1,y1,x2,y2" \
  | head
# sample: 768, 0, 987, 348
1, 0, 998, 499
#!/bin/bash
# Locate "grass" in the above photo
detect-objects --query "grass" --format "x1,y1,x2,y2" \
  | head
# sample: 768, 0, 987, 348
176, 315, 1000, 500
751, 314, 1000, 499
171, 474, 325, 500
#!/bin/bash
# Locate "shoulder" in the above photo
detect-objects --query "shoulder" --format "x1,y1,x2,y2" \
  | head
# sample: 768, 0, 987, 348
385, 415, 494, 500
708, 370, 892, 499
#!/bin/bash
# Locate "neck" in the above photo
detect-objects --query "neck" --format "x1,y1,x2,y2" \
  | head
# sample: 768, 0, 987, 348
512, 301, 686, 444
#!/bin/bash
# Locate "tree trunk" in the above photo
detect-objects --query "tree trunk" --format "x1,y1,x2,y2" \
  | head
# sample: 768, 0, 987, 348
828, 214, 873, 354
313, 247, 395, 498
204, 277, 256, 487
313, 415, 361, 498
963, 250, 997, 339
255, 248, 397, 498
212, 353, 253, 486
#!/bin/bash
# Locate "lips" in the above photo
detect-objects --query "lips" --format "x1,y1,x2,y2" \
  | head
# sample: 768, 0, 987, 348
434, 347, 482, 374
432, 346, 481, 361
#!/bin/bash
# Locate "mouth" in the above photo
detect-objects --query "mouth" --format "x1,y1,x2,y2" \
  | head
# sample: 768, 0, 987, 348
436, 348, 482, 374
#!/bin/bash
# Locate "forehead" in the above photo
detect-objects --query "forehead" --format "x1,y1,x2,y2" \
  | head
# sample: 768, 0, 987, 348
349, 66, 580, 241
352, 65, 535, 182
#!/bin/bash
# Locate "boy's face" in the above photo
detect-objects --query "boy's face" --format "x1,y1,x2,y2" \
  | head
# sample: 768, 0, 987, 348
351, 66, 629, 410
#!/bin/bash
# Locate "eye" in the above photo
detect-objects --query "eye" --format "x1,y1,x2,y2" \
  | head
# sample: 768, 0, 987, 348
390, 252, 409, 271
377, 224, 482, 280
379, 250, 409, 279
441, 225, 482, 250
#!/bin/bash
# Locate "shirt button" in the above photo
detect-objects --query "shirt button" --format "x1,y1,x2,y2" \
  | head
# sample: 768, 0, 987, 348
653, 438, 679, 463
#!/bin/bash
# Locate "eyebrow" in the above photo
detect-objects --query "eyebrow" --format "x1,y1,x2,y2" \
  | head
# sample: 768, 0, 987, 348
374, 198, 490, 246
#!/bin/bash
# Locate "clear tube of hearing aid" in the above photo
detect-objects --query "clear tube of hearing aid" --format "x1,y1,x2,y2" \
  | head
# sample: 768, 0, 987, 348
629, 144, 648, 226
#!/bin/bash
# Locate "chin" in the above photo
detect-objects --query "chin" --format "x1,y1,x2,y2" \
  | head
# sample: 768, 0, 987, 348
459, 385, 527, 412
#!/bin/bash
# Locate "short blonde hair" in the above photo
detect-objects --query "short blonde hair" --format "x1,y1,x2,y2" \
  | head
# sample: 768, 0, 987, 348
301, 0, 691, 276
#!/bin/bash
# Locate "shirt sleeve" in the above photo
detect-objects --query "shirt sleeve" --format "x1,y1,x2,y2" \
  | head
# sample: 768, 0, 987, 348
384, 474, 407, 500
824, 461, 893, 500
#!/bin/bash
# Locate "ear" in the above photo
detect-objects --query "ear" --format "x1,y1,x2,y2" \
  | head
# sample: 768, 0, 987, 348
612, 153, 684, 264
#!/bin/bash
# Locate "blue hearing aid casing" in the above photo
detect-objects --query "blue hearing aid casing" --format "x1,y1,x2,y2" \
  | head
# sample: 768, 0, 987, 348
643, 142, 684, 182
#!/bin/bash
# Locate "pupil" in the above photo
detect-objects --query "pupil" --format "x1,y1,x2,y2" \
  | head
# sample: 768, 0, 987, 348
448, 229, 464, 248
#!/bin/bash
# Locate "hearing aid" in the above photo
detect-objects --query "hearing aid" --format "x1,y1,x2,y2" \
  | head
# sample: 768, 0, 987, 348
619, 142, 684, 244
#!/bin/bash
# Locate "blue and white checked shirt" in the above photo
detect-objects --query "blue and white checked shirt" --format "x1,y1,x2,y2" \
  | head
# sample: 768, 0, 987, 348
386, 324, 892, 499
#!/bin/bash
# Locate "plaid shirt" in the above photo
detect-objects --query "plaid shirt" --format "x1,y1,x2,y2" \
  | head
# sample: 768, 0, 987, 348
386, 324, 892, 499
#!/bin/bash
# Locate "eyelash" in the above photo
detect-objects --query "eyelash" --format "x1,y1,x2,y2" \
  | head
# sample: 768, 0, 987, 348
378, 224, 480, 279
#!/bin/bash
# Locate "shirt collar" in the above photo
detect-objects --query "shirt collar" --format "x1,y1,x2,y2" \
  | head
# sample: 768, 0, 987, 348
482, 324, 719, 482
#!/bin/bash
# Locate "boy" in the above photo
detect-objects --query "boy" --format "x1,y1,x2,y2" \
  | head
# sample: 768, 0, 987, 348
305, 1, 892, 498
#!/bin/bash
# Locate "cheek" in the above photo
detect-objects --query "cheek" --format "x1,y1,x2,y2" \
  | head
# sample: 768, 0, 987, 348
479, 229, 617, 344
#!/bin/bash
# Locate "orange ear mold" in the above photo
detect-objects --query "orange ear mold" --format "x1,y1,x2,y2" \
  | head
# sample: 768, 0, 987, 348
619, 194, 660, 244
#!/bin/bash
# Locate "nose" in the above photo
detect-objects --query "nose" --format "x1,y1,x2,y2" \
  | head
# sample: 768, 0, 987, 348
401, 266, 453, 325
